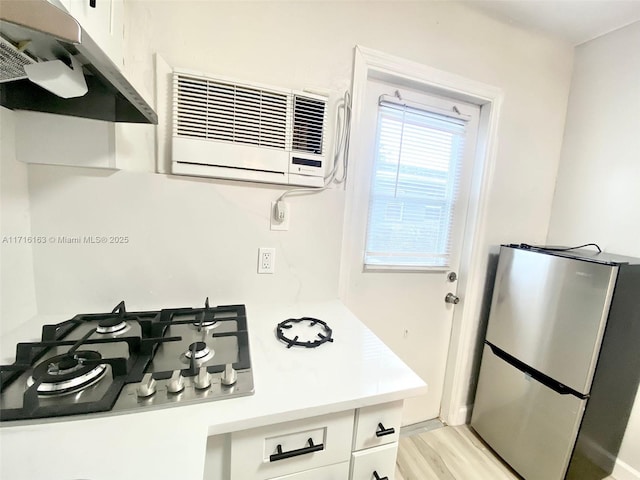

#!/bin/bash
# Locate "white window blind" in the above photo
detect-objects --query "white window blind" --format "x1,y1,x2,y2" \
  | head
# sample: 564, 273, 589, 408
364, 101, 467, 269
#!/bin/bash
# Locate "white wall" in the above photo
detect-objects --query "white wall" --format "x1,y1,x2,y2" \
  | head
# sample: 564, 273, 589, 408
547, 21, 640, 480
26, 165, 344, 313
0, 108, 37, 346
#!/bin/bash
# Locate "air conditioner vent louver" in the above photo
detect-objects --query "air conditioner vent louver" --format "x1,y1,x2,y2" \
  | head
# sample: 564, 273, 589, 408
172, 69, 330, 187
174, 73, 288, 149
292, 95, 326, 155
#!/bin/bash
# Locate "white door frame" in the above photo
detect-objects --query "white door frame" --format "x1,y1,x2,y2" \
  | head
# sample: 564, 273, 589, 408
339, 45, 504, 425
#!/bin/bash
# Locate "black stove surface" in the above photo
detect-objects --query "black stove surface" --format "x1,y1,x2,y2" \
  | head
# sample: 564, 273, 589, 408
0, 299, 253, 422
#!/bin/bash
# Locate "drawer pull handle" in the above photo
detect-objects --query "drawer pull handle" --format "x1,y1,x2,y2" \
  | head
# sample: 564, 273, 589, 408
269, 437, 324, 462
375, 422, 396, 437
373, 471, 389, 480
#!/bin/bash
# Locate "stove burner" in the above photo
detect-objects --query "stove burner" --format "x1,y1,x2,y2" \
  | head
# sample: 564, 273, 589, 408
184, 342, 214, 362
0, 300, 254, 423
276, 317, 334, 349
96, 317, 129, 334
27, 351, 107, 396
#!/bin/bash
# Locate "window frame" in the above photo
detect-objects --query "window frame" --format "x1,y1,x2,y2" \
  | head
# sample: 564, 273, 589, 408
362, 91, 478, 273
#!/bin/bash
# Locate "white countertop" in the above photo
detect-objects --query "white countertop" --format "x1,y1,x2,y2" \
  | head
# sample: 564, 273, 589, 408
0, 300, 427, 480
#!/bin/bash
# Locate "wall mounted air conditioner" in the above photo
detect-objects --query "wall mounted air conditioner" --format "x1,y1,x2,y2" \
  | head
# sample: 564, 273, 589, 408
171, 69, 330, 187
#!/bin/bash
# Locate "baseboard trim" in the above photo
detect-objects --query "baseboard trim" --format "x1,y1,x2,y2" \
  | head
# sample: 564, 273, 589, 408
400, 418, 445, 437
445, 403, 471, 426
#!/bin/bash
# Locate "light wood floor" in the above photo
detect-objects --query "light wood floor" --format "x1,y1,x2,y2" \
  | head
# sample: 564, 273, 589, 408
395, 425, 519, 479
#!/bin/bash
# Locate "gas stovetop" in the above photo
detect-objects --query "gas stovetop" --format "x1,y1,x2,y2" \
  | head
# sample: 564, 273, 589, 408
0, 299, 254, 422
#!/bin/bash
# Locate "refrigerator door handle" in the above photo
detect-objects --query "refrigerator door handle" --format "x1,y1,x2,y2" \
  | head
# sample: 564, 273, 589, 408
486, 342, 589, 399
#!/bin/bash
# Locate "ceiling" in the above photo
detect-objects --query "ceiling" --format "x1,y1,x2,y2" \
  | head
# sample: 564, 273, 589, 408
463, 1, 640, 45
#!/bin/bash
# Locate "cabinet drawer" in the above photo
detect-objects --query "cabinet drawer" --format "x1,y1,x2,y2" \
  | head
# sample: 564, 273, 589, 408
350, 442, 398, 480
353, 401, 403, 450
267, 461, 349, 479
230, 410, 354, 480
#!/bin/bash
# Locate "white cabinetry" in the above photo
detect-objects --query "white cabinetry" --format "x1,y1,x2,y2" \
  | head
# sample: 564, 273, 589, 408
15, 111, 116, 169
267, 462, 350, 479
14, 111, 155, 172
16, 2, 154, 172
203, 401, 404, 480
55, 0, 124, 69
350, 443, 399, 480
230, 410, 354, 480
350, 400, 403, 480
353, 401, 403, 450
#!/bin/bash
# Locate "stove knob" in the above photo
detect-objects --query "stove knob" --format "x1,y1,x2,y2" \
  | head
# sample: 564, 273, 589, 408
194, 366, 211, 390
167, 370, 185, 394
137, 373, 157, 397
221, 363, 237, 386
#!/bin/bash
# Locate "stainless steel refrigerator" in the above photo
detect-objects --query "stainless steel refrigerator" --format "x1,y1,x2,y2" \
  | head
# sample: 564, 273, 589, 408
471, 244, 640, 480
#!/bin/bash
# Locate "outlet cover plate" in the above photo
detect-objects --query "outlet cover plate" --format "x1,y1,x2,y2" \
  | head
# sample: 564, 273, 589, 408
270, 201, 290, 231
258, 247, 275, 274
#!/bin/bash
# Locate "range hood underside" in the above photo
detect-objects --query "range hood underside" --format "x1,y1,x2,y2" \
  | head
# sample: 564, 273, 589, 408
0, 0, 157, 124
1, 75, 151, 123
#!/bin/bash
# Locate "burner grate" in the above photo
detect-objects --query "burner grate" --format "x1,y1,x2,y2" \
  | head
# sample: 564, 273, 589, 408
0, 299, 253, 422
276, 317, 334, 349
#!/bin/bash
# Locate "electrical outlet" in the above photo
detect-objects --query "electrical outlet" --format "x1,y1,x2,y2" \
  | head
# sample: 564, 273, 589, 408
270, 201, 290, 231
258, 247, 275, 274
